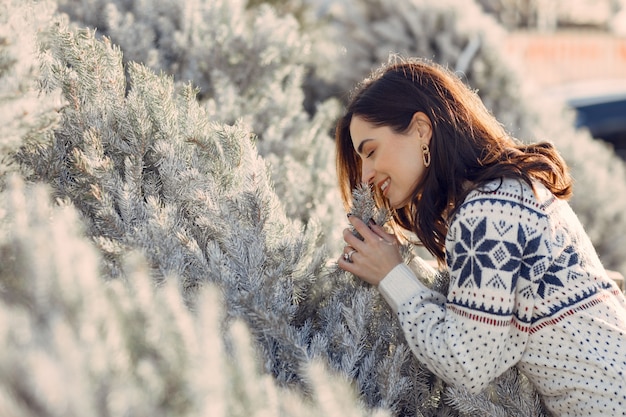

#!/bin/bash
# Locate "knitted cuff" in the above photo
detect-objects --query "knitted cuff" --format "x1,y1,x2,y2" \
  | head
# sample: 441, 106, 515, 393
378, 263, 430, 313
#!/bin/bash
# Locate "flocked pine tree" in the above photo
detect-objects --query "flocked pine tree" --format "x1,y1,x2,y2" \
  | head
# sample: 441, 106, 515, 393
299, 0, 626, 276
52, 0, 345, 250
6, 8, 383, 413
15, 12, 394, 410
11, 8, 552, 416
0, 175, 389, 417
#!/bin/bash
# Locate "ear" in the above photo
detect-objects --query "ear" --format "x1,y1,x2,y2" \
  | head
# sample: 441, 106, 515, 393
410, 112, 432, 145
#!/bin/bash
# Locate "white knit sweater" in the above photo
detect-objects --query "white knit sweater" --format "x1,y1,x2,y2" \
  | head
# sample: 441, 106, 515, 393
378, 178, 626, 417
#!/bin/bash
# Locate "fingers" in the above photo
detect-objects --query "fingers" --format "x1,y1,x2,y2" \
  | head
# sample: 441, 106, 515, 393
339, 215, 403, 285
347, 215, 395, 245
346, 215, 376, 241
343, 227, 362, 249
368, 222, 392, 242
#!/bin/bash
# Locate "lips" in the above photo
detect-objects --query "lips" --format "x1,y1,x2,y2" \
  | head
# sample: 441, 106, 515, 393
379, 178, 390, 195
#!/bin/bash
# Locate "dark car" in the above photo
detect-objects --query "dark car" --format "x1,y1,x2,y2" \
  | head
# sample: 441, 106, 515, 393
552, 79, 626, 158
570, 92, 626, 158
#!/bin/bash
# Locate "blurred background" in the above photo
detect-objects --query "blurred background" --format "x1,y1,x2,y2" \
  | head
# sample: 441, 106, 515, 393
489, 0, 626, 157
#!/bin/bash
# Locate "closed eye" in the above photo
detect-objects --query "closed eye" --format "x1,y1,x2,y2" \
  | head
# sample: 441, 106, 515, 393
366, 150, 374, 158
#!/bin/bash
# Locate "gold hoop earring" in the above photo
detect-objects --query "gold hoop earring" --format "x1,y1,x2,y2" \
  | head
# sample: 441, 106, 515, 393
421, 144, 431, 167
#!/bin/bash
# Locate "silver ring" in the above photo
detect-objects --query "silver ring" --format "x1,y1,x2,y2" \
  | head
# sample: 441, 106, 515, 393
343, 249, 357, 263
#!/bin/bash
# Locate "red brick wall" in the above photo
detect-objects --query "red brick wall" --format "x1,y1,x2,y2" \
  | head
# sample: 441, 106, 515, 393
504, 31, 626, 89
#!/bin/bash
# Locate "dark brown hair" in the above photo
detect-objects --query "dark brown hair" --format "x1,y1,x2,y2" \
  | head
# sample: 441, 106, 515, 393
335, 57, 572, 263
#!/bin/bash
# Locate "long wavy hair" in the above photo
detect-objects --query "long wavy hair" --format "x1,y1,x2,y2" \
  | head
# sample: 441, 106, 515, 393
335, 57, 572, 264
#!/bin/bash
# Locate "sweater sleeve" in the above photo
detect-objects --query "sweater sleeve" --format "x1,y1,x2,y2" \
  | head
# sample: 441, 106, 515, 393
378, 196, 537, 393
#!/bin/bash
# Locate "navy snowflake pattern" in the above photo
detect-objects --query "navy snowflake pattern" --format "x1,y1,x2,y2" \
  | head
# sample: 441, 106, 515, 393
449, 217, 522, 289
537, 237, 578, 298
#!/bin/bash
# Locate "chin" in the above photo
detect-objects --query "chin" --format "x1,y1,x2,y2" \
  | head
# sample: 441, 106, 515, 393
389, 200, 403, 209
390, 197, 411, 209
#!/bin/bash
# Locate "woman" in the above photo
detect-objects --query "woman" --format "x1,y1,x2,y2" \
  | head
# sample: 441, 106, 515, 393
336, 57, 626, 416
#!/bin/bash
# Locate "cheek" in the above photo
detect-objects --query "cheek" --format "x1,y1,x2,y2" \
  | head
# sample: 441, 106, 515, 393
401, 163, 426, 197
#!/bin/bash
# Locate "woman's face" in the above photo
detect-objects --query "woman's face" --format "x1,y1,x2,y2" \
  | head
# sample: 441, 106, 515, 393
349, 113, 431, 209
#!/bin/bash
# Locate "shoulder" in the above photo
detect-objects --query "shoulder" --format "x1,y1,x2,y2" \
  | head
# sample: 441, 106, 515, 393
457, 178, 554, 219
446, 178, 553, 247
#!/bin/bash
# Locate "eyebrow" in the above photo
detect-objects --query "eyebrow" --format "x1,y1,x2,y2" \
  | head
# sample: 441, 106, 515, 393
356, 138, 373, 155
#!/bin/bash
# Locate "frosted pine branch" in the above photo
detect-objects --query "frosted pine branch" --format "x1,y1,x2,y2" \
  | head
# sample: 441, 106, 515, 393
348, 182, 390, 240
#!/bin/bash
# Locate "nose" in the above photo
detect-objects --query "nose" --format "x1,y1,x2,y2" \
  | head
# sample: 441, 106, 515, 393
361, 160, 375, 185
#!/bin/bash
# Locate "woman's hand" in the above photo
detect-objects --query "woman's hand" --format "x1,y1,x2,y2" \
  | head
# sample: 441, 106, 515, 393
338, 215, 403, 285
